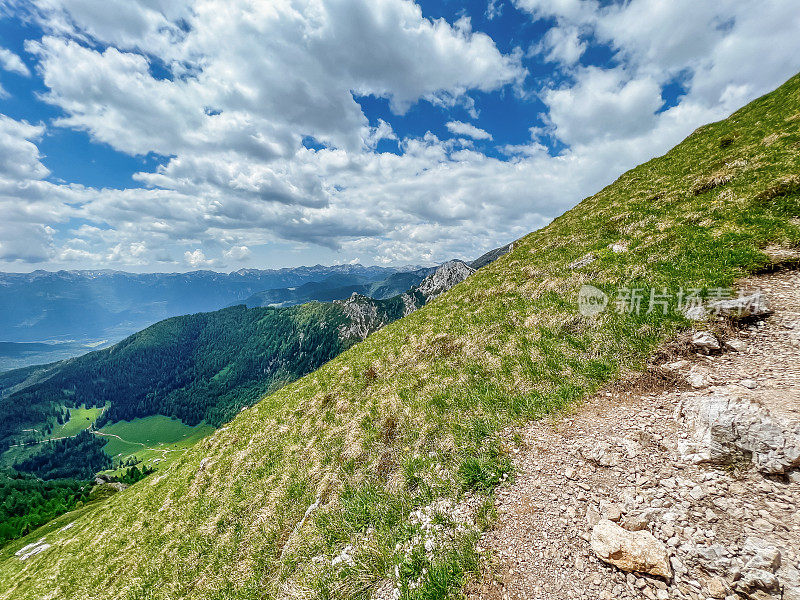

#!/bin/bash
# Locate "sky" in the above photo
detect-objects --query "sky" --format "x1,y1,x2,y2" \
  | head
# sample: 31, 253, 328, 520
0, 1, 799, 273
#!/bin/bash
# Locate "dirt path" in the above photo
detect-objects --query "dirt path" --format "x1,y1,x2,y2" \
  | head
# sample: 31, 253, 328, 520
469, 269, 800, 600
91, 431, 146, 446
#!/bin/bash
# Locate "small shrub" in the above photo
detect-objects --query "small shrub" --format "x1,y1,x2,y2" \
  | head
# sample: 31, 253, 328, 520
364, 365, 379, 384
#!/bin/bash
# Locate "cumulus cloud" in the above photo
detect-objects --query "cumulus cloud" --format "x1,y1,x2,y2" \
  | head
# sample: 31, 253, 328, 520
0, 0, 529, 268
0, 114, 49, 180
0, 223, 54, 262
184, 249, 218, 268
538, 25, 585, 65
518, 0, 800, 154
1, 0, 800, 271
0, 47, 30, 76
445, 120, 493, 141
544, 67, 662, 145
223, 245, 251, 261
28, 0, 524, 154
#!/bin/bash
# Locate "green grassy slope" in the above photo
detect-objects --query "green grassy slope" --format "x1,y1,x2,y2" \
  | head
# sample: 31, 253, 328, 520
99, 416, 215, 465
50, 405, 106, 439
1, 75, 799, 600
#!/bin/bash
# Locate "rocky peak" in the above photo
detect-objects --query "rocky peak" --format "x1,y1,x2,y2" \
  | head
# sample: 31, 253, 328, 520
333, 293, 383, 341
417, 260, 475, 300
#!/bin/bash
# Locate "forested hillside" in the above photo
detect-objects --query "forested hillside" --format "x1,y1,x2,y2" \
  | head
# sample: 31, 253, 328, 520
0, 471, 90, 547
0, 302, 356, 450
11, 431, 111, 481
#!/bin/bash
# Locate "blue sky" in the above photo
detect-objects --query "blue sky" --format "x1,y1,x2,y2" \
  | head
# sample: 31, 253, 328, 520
0, 0, 799, 272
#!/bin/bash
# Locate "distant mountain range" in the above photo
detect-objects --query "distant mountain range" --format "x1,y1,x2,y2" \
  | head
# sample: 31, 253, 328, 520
0, 251, 514, 370
0, 260, 482, 468
237, 267, 436, 308
0, 265, 419, 361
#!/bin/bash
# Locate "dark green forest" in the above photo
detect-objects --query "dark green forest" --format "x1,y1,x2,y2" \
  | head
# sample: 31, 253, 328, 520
12, 430, 112, 480
0, 470, 89, 546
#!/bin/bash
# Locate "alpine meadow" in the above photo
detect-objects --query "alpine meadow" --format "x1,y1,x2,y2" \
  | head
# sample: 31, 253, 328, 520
2, 2, 800, 599
1, 70, 799, 599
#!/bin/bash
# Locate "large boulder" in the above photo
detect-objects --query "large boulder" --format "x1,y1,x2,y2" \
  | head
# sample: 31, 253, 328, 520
590, 519, 672, 579
677, 394, 800, 474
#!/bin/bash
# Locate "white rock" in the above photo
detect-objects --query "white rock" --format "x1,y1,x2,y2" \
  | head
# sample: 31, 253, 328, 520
686, 365, 714, 388
677, 394, 800, 474
684, 305, 708, 321
590, 519, 672, 580
708, 292, 772, 319
691, 331, 721, 351
664, 360, 690, 372
740, 379, 758, 389
568, 253, 597, 270
725, 339, 747, 352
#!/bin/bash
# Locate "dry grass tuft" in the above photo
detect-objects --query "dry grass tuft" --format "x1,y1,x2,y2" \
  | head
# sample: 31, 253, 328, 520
428, 333, 462, 358
755, 174, 800, 202
692, 170, 733, 195
363, 365, 379, 384
762, 132, 785, 146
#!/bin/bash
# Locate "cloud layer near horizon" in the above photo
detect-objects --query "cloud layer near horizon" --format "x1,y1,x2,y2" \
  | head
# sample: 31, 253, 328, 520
1, 0, 799, 270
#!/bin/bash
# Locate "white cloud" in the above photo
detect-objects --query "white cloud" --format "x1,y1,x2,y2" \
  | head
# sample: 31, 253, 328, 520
28, 0, 524, 156
0, 114, 49, 180
544, 67, 662, 146
0, 47, 30, 76
539, 25, 585, 65
0, 223, 54, 263
513, 0, 595, 23
2, 0, 528, 268
223, 245, 251, 261
486, 0, 503, 20
2, 0, 800, 271
445, 120, 493, 141
184, 249, 218, 268
517, 0, 800, 160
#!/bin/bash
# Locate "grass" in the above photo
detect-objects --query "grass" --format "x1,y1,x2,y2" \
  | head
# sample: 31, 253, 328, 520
50, 404, 106, 439
0, 404, 107, 468
99, 415, 215, 462
0, 73, 799, 600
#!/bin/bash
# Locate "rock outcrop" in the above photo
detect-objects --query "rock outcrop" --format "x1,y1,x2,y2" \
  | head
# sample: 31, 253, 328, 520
334, 261, 477, 342
335, 293, 386, 341
677, 393, 800, 474
416, 260, 475, 300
